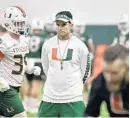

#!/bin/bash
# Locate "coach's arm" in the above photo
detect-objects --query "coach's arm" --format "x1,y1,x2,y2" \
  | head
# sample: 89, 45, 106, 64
80, 42, 91, 83
41, 41, 49, 76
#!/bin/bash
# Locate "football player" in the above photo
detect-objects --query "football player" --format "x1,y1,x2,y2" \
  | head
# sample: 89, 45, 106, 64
112, 14, 129, 48
23, 18, 46, 113
0, 6, 41, 117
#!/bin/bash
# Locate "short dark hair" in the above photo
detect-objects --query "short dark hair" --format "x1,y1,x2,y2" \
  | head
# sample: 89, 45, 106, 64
56, 11, 73, 20
103, 44, 129, 62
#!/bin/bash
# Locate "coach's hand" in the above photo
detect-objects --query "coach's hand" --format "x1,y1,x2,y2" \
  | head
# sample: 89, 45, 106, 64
0, 78, 10, 92
32, 66, 41, 76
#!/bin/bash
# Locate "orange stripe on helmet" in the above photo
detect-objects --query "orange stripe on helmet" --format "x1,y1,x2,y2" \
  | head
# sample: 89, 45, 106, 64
13, 6, 26, 17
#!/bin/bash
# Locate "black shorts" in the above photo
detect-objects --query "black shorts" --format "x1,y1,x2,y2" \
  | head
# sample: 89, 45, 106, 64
26, 62, 45, 81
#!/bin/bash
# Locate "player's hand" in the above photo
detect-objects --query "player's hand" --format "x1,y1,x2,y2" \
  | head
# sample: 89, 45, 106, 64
32, 66, 41, 76
0, 78, 10, 92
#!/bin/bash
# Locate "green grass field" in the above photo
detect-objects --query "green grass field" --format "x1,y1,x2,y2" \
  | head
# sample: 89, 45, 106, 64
100, 102, 109, 117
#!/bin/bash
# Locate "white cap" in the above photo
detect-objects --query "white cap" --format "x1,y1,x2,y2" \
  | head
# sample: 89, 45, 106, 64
31, 18, 44, 30
119, 14, 129, 23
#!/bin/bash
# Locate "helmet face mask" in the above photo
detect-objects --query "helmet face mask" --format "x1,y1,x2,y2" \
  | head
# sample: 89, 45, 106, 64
1, 6, 30, 36
118, 14, 129, 34
118, 22, 129, 32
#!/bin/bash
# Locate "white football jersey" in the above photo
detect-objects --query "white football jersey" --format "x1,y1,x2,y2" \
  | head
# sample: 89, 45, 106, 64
0, 33, 29, 87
